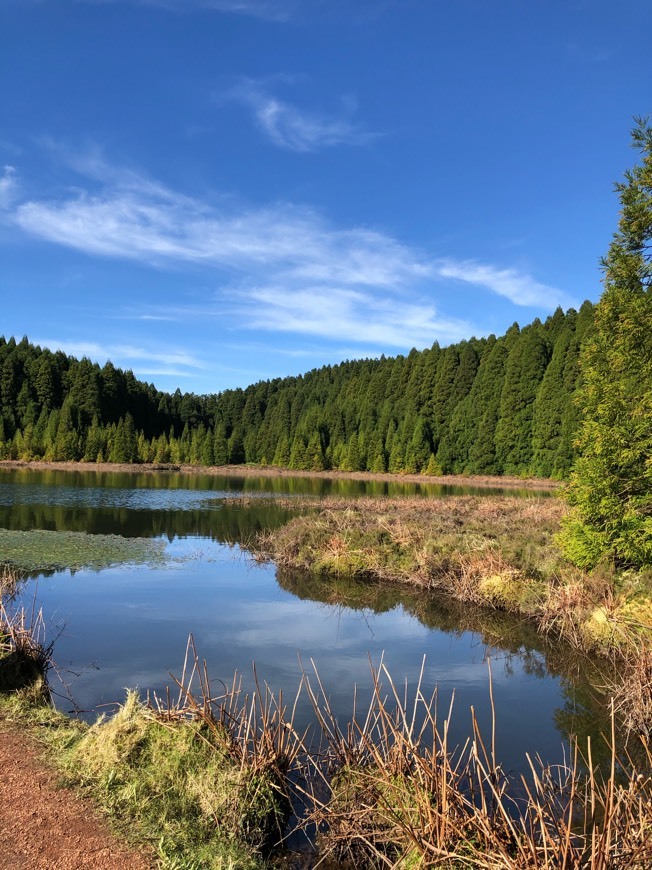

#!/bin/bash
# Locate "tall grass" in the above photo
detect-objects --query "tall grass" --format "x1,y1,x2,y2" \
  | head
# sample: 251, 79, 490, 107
299, 657, 652, 869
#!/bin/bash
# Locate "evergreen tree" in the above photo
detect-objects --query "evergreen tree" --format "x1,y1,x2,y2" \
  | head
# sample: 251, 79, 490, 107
213, 425, 229, 466
408, 416, 432, 472
154, 433, 171, 464
34, 354, 58, 410
531, 321, 575, 477
494, 322, 550, 474
200, 429, 215, 466
109, 414, 137, 463
272, 434, 291, 467
84, 416, 106, 462
53, 398, 81, 460
289, 433, 308, 470
306, 432, 325, 471
562, 119, 652, 568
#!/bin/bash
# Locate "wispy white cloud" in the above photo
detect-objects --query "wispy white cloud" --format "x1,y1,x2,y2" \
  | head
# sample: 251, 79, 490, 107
240, 284, 469, 348
435, 259, 572, 308
10, 154, 571, 353
13, 161, 433, 286
227, 79, 376, 152
0, 165, 18, 210
32, 339, 205, 372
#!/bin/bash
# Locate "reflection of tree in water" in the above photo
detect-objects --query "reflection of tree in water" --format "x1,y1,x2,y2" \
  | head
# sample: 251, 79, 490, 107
274, 565, 618, 768
4, 468, 553, 502
0, 501, 296, 543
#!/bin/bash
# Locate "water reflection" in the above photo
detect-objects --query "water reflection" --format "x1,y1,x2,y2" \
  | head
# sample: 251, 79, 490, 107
1, 467, 612, 778
1, 467, 554, 499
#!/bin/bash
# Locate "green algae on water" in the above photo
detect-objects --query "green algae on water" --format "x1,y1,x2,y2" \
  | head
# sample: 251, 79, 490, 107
0, 528, 166, 573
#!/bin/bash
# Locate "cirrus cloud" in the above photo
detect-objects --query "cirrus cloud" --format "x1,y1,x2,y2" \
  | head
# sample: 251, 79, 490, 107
8, 153, 574, 354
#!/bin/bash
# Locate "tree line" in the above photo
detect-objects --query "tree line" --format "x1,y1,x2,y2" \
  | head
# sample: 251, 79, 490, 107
0, 301, 595, 478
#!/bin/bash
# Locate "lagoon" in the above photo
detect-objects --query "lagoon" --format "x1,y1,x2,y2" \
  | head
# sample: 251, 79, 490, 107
1, 467, 608, 776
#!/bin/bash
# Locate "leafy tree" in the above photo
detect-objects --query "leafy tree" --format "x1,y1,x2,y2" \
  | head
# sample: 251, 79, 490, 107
561, 119, 652, 568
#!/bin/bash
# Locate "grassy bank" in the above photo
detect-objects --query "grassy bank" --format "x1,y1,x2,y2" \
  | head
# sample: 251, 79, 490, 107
251, 493, 652, 741
0, 605, 298, 869
252, 495, 652, 658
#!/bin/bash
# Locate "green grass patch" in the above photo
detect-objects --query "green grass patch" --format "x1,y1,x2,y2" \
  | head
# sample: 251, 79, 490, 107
0, 528, 167, 573
0, 688, 285, 869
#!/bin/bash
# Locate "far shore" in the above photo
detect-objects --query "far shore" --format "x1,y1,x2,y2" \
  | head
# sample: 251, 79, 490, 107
0, 459, 560, 491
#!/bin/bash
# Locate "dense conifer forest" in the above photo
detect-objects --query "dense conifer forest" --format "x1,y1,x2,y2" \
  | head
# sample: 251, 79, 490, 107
0, 301, 594, 478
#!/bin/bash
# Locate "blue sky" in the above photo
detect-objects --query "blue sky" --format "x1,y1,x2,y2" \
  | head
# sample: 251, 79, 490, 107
1, 0, 650, 394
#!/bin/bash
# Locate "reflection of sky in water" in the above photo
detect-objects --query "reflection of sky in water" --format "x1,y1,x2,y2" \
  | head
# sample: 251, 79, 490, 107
28, 538, 567, 775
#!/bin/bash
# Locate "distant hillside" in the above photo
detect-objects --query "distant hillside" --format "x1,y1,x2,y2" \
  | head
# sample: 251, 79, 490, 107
0, 301, 594, 478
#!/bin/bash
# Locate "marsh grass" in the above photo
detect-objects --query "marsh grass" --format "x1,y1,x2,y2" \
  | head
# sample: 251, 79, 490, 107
0, 597, 52, 702
2, 551, 652, 868
608, 644, 652, 739
1, 610, 651, 868
252, 496, 652, 664
0, 627, 304, 869
300, 658, 652, 869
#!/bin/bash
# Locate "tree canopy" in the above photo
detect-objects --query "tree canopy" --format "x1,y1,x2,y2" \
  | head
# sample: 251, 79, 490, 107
561, 118, 652, 568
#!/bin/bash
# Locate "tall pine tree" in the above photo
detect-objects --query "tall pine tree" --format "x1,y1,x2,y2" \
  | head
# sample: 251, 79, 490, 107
562, 119, 652, 568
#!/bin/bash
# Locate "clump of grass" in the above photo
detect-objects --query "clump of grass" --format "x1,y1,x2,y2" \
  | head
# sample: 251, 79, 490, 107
609, 644, 652, 739
0, 528, 167, 574
0, 598, 52, 702
254, 496, 566, 587
58, 690, 265, 868
0, 567, 22, 598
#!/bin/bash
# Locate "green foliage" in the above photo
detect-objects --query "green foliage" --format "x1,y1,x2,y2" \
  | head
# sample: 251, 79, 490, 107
0, 301, 595, 478
562, 119, 652, 569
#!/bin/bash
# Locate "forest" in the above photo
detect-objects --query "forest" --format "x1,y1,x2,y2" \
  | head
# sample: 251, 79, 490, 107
0, 301, 594, 479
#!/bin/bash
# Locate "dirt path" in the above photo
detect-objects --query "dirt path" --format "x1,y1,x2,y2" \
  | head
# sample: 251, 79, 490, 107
0, 724, 153, 869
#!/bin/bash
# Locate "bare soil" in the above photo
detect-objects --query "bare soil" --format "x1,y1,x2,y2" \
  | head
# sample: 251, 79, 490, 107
0, 460, 560, 491
0, 722, 153, 869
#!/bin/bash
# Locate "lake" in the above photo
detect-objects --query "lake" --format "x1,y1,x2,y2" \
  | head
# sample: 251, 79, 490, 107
1, 467, 609, 776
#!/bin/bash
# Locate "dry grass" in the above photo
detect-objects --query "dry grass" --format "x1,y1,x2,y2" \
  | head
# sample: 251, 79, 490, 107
252, 496, 652, 662
0, 566, 22, 598
0, 597, 52, 700
2, 607, 651, 868
608, 645, 652, 739
299, 658, 652, 869
151, 634, 307, 786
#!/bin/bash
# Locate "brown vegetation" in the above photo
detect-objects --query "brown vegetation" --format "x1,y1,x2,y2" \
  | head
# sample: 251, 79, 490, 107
301, 658, 652, 869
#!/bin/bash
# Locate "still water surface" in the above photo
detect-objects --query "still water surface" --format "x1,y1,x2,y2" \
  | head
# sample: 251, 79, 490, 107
2, 468, 607, 775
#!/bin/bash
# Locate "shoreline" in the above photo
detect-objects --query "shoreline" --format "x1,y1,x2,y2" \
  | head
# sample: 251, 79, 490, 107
0, 459, 561, 491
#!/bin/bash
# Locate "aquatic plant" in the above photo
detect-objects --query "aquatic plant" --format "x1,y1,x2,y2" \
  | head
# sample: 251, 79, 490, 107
0, 528, 167, 574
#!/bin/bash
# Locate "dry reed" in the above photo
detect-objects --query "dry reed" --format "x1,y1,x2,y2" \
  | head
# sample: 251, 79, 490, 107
298, 657, 652, 868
